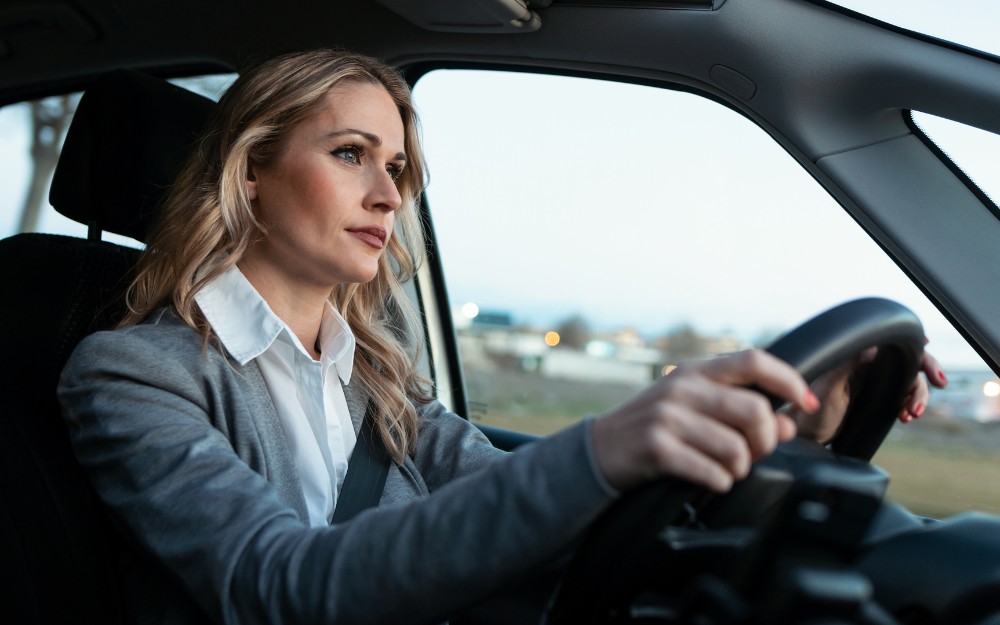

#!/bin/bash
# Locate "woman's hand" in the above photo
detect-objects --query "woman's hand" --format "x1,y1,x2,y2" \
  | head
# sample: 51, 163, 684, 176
901, 349, 948, 422
792, 347, 948, 444
590, 350, 817, 494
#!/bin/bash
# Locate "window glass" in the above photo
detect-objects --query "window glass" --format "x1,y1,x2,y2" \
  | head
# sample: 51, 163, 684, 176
0, 94, 83, 239
826, 0, 1000, 57
414, 69, 1000, 519
912, 112, 1000, 205
0, 73, 236, 245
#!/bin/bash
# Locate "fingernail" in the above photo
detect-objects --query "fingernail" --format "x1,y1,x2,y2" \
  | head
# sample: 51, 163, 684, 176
924, 337, 930, 345
903, 414, 913, 423
915, 403, 924, 418
938, 371, 948, 384
804, 389, 820, 412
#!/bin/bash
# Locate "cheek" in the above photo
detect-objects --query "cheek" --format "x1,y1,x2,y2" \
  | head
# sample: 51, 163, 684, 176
280, 179, 344, 226
387, 212, 398, 238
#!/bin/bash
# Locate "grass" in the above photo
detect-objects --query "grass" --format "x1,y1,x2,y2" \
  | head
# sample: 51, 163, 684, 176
874, 437, 1000, 518
464, 368, 1000, 520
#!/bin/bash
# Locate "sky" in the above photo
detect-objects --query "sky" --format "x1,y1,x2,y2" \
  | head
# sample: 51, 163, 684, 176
1, 1, 998, 368
407, 1, 1000, 369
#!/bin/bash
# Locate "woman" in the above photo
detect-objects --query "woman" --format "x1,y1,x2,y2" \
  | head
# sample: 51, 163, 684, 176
58, 49, 942, 625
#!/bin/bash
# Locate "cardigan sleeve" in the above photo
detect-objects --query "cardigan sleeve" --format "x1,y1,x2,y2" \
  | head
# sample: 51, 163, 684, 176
59, 326, 617, 625
410, 399, 509, 491
412, 400, 620, 499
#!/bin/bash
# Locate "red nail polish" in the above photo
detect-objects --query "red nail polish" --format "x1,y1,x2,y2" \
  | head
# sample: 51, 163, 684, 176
915, 403, 924, 418
805, 390, 820, 412
938, 371, 948, 384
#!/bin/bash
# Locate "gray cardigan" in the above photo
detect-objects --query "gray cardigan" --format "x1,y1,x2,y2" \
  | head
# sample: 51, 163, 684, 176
58, 308, 615, 625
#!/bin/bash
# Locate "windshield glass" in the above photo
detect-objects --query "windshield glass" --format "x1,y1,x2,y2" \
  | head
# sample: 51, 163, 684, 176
913, 112, 1000, 205
825, 0, 1000, 57
415, 69, 1000, 519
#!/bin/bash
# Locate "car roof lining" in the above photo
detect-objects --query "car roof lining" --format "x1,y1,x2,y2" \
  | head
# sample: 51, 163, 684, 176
5, 0, 999, 154
3, 0, 1000, 369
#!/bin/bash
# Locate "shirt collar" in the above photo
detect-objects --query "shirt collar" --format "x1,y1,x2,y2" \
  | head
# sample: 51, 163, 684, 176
194, 264, 356, 383
318, 301, 355, 384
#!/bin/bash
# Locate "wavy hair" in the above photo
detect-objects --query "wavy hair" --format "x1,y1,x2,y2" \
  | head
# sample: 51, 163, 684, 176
121, 49, 433, 463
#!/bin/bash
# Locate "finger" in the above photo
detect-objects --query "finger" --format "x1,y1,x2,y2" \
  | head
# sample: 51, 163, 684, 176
776, 413, 797, 441
921, 350, 947, 388
698, 350, 819, 414
811, 357, 858, 393
898, 374, 929, 422
655, 401, 755, 478
680, 378, 781, 461
910, 374, 929, 417
894, 350, 944, 423
651, 431, 738, 493
897, 350, 939, 422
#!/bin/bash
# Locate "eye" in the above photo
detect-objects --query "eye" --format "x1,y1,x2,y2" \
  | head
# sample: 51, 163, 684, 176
331, 145, 363, 165
387, 164, 404, 182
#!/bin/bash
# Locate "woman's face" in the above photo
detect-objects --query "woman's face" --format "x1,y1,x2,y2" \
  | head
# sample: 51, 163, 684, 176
244, 81, 406, 294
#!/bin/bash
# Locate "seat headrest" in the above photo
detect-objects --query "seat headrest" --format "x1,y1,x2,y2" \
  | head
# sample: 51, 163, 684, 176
49, 69, 216, 243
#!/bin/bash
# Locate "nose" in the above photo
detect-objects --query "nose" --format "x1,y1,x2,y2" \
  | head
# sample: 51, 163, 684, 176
366, 168, 402, 213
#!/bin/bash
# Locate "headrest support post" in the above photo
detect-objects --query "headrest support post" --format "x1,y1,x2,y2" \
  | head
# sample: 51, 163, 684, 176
87, 221, 101, 242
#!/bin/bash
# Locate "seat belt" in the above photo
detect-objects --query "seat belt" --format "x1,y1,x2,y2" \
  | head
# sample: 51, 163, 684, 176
331, 401, 391, 524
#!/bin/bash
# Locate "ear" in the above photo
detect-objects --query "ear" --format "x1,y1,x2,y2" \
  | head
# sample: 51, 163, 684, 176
246, 166, 259, 201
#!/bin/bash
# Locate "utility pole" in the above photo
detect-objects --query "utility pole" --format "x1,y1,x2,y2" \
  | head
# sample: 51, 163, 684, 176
18, 95, 74, 233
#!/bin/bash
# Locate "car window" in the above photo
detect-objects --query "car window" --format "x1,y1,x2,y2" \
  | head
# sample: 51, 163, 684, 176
912, 112, 1000, 205
413, 68, 1000, 519
0, 73, 236, 245
826, 0, 1000, 58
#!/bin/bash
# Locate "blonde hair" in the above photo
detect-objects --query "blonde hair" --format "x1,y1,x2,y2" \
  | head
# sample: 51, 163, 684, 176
122, 49, 432, 463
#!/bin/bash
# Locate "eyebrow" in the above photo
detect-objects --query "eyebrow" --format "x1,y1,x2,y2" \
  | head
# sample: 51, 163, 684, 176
326, 128, 406, 161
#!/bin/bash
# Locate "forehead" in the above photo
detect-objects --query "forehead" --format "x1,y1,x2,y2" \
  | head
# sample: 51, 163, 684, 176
305, 81, 405, 144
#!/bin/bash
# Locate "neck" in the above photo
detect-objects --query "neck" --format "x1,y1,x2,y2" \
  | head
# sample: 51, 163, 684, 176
237, 258, 333, 360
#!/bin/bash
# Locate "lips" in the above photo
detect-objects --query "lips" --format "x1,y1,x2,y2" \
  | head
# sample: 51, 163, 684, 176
347, 226, 387, 250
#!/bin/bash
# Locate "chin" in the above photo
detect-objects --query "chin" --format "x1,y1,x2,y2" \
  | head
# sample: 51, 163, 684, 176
342, 265, 382, 286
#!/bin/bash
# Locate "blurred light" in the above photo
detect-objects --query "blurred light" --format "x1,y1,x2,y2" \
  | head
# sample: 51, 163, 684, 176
984, 381, 1000, 397
586, 340, 614, 357
461, 302, 480, 319
662, 364, 678, 376
544, 331, 561, 347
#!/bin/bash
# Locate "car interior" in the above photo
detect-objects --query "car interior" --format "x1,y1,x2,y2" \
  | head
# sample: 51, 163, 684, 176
3, 0, 1000, 623
0, 69, 216, 625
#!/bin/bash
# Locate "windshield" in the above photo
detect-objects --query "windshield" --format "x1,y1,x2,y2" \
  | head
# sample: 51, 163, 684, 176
825, 0, 1000, 57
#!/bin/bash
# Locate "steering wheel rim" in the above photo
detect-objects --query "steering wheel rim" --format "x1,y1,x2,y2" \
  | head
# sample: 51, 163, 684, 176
765, 297, 925, 461
545, 297, 924, 625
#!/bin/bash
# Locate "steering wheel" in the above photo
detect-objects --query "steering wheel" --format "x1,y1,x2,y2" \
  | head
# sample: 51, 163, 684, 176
545, 298, 924, 625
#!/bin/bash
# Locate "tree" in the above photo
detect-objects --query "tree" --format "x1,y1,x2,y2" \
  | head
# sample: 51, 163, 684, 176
555, 314, 590, 349
18, 95, 75, 233
656, 322, 710, 362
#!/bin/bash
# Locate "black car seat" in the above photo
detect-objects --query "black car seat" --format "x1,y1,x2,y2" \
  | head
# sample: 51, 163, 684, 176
0, 70, 214, 625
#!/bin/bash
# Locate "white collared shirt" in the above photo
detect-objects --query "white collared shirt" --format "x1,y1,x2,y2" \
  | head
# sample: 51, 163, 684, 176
194, 264, 358, 527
